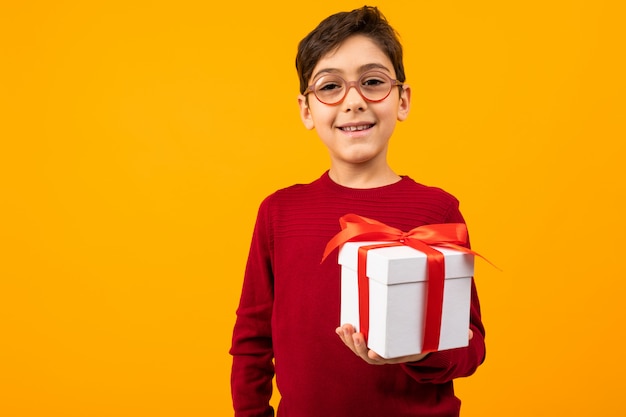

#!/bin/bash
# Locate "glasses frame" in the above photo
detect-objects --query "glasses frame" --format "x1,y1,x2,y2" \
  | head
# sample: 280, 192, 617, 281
303, 70, 404, 106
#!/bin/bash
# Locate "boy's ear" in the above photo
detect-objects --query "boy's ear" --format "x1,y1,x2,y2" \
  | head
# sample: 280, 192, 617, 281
298, 95, 315, 130
397, 85, 411, 121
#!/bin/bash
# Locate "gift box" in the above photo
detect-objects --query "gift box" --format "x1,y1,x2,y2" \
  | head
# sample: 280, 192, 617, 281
338, 241, 474, 359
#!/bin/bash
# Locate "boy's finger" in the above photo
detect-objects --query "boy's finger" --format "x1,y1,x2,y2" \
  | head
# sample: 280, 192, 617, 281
352, 333, 370, 357
335, 326, 345, 341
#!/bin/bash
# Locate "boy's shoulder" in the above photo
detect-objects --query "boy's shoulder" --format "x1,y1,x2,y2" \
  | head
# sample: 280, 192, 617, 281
405, 179, 460, 204
260, 174, 326, 206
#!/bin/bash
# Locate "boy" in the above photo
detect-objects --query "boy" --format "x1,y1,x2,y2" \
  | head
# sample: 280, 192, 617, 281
230, 6, 485, 417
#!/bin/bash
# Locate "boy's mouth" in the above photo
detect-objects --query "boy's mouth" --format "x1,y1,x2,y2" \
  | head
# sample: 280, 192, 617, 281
338, 124, 374, 132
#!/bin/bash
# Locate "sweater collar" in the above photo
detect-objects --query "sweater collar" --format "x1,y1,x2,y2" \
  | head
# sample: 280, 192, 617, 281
318, 170, 410, 196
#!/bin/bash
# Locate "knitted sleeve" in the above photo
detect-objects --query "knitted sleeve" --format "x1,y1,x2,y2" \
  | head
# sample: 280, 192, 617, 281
230, 197, 276, 417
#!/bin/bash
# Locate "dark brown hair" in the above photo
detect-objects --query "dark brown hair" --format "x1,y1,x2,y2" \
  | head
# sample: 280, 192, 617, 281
295, 6, 405, 94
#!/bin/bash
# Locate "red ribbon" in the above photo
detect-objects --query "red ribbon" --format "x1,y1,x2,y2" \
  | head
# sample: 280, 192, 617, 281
322, 214, 487, 353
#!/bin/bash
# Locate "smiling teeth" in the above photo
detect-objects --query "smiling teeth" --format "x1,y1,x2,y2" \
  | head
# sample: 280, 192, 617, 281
341, 125, 372, 131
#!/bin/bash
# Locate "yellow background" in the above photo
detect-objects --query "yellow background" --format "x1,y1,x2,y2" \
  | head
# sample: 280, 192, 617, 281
1, 0, 625, 415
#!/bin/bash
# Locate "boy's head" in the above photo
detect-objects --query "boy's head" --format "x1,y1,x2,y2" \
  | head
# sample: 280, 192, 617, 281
295, 6, 405, 95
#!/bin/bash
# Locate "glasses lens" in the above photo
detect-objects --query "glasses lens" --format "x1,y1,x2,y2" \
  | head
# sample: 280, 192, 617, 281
314, 75, 346, 104
359, 72, 392, 101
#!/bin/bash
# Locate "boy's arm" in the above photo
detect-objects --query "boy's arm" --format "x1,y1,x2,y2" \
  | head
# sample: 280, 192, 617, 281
401, 201, 486, 382
335, 201, 487, 382
230, 199, 275, 417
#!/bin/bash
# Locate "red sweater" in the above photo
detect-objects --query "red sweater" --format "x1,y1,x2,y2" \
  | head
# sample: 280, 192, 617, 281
230, 172, 485, 417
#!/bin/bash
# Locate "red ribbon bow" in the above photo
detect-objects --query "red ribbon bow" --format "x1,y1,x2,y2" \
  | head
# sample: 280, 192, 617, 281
322, 213, 487, 353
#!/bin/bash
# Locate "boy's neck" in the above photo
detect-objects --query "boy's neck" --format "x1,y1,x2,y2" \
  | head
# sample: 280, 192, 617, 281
328, 164, 401, 189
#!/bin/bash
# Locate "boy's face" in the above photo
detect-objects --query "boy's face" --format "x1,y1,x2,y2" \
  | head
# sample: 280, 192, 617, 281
298, 34, 410, 170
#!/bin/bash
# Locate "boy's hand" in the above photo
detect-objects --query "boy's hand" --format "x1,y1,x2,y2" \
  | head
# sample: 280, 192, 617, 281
335, 324, 474, 365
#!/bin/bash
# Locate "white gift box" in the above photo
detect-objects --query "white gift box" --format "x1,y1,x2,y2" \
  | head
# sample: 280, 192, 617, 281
338, 241, 474, 358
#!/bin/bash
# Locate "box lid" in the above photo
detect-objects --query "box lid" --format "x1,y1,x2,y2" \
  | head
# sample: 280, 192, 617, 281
338, 241, 474, 285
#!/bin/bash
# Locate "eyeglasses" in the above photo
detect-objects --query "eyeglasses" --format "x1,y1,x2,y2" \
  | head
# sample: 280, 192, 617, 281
303, 70, 404, 105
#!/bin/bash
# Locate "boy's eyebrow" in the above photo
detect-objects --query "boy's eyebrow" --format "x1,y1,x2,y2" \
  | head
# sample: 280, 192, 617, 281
311, 63, 392, 81
358, 63, 392, 73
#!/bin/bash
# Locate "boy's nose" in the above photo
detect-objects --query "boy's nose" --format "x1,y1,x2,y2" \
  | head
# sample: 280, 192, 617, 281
342, 85, 367, 111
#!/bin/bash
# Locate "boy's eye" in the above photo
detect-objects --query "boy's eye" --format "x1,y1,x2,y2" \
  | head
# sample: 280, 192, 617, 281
362, 77, 386, 87
318, 81, 343, 91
